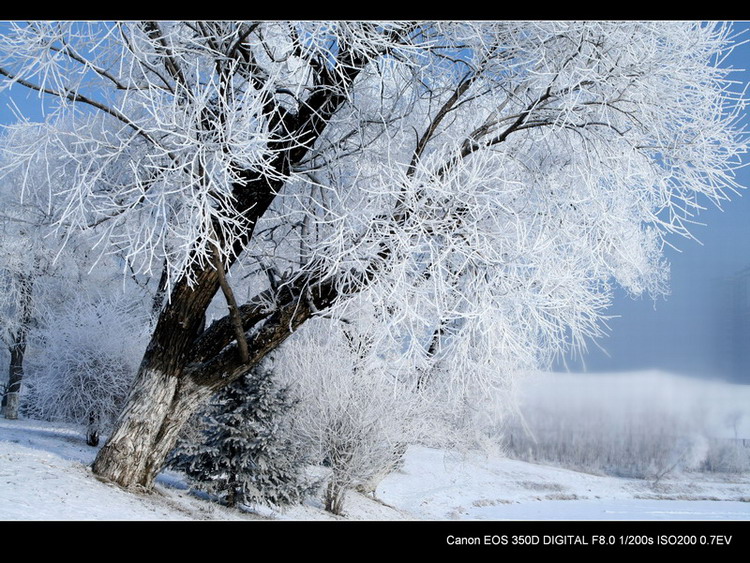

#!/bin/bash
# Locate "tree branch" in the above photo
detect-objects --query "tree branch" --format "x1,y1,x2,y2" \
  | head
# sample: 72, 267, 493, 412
0, 67, 162, 148
211, 244, 250, 364
141, 22, 188, 91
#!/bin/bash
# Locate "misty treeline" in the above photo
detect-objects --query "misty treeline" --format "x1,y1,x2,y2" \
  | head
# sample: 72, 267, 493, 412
0, 21, 748, 514
503, 372, 750, 480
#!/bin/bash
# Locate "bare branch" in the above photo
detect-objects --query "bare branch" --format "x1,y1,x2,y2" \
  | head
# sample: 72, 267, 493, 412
0, 67, 162, 148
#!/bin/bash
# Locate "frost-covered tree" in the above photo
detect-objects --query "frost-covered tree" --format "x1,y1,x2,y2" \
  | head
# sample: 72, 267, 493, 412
169, 366, 313, 508
24, 291, 150, 445
0, 124, 63, 419
275, 312, 439, 514
0, 21, 746, 489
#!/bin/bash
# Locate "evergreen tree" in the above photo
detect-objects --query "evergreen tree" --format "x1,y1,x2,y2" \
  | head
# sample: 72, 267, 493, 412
169, 368, 313, 509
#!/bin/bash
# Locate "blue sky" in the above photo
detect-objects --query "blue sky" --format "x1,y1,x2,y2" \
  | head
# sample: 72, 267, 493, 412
561, 22, 750, 378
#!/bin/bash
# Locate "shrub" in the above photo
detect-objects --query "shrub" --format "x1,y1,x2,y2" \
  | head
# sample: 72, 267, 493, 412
24, 293, 148, 444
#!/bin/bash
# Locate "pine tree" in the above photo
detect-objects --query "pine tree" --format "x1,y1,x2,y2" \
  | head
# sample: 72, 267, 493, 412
169, 367, 313, 509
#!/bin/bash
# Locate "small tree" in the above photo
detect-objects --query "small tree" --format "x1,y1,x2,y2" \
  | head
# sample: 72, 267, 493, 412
24, 292, 150, 444
1, 270, 33, 420
170, 366, 313, 509
276, 313, 440, 515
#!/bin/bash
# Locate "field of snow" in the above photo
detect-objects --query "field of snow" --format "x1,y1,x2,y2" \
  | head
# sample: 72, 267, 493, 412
376, 445, 750, 521
1, 423, 747, 522
1, 370, 749, 525
0, 421, 748, 522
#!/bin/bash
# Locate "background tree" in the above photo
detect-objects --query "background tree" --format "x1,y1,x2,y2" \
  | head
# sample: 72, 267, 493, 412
0, 21, 745, 490
24, 291, 151, 445
0, 123, 62, 419
0, 267, 33, 420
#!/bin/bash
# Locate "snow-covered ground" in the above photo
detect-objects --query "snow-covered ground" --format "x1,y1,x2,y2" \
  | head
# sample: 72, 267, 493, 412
376, 445, 750, 521
0, 415, 748, 521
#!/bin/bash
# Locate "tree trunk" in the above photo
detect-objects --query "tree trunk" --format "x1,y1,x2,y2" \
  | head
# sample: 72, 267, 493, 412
4, 273, 33, 420
325, 479, 347, 515
92, 365, 215, 488
92, 262, 223, 487
4, 346, 24, 420
86, 411, 101, 447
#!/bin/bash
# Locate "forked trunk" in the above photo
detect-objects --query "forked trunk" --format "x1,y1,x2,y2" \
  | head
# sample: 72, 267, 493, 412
91, 268, 222, 488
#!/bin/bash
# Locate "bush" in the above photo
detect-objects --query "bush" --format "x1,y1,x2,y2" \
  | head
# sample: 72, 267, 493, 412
24, 293, 149, 444
274, 318, 441, 515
